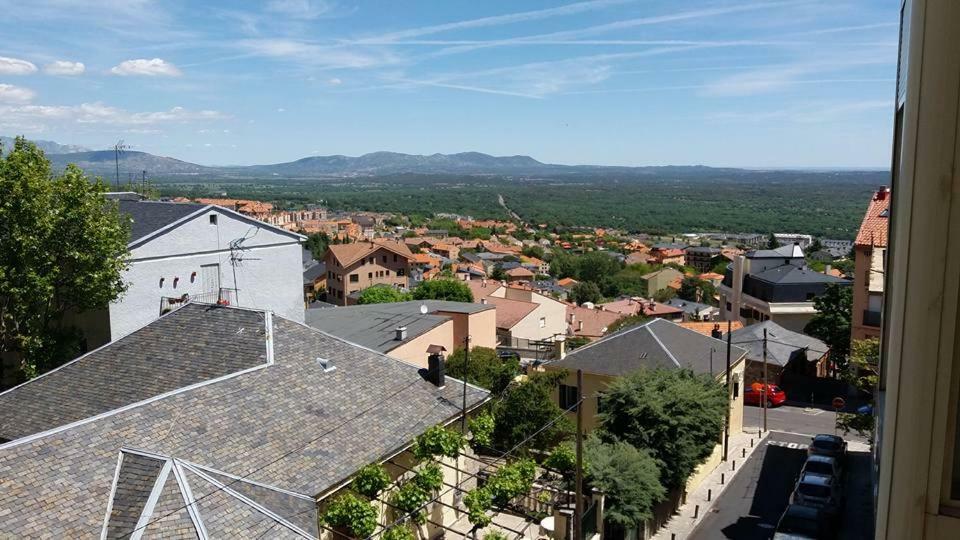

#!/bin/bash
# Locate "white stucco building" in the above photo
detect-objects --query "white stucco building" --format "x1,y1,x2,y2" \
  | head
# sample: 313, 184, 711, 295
77, 194, 305, 348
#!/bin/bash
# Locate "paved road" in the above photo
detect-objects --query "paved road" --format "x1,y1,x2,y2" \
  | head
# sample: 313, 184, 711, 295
688, 404, 873, 539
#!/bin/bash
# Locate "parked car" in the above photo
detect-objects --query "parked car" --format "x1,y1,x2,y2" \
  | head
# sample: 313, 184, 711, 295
808, 434, 848, 460
773, 503, 838, 539
802, 454, 843, 480
793, 472, 843, 510
743, 383, 788, 407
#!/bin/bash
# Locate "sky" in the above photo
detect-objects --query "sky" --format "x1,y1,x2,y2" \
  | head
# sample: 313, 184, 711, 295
0, 0, 899, 168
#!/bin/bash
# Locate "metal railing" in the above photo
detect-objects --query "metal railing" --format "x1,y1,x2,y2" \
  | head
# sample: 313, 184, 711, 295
159, 288, 239, 315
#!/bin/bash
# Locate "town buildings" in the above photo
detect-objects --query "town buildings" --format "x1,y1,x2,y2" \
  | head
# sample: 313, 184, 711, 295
323, 239, 414, 305
467, 280, 567, 357
728, 320, 830, 385
718, 244, 850, 332
685, 246, 723, 272
851, 187, 890, 341
638, 267, 684, 297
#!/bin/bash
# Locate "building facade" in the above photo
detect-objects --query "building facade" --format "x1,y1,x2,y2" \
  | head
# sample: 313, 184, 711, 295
323, 240, 413, 305
851, 187, 890, 342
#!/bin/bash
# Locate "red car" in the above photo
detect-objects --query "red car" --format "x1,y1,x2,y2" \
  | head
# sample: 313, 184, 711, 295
744, 383, 787, 407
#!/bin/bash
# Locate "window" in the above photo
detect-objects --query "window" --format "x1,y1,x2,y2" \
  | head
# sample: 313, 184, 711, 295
209, 214, 217, 225
382, 255, 387, 263
350, 274, 359, 283
397, 268, 406, 277
385, 270, 391, 276
368, 272, 373, 279
733, 382, 740, 399
539, 317, 546, 328
393, 254, 398, 262
559, 384, 579, 410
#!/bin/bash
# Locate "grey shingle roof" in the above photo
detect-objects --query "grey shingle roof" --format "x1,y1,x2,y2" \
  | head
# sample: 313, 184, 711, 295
0, 304, 488, 538
106, 453, 165, 539
728, 320, 829, 366
0, 305, 267, 441
118, 200, 207, 243
750, 264, 850, 285
548, 318, 747, 377
305, 300, 492, 353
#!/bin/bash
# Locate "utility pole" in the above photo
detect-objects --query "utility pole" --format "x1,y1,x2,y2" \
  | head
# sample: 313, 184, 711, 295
113, 139, 127, 191
762, 328, 769, 432
461, 335, 470, 433
574, 369, 584, 540
710, 348, 714, 378
724, 320, 732, 461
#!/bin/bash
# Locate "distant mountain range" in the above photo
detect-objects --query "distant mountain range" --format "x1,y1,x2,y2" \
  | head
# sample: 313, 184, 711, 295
1, 136, 90, 155
5, 135, 881, 180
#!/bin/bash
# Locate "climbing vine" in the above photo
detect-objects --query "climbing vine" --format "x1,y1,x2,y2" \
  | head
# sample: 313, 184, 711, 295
321, 493, 379, 538
412, 425, 464, 460
351, 463, 391, 499
464, 486, 493, 527
390, 480, 431, 524
382, 525, 417, 540
468, 411, 495, 449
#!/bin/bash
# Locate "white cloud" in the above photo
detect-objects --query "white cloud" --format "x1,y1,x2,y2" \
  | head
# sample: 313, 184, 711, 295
0, 102, 227, 129
277, 108, 286, 112
237, 38, 398, 69
0, 84, 36, 104
708, 100, 891, 124
0, 56, 38, 75
328, 77, 342, 85
266, 0, 332, 19
703, 56, 893, 96
110, 58, 181, 77
44, 60, 86, 76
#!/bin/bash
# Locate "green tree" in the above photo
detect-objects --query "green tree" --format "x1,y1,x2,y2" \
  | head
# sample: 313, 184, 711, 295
598, 369, 727, 488
357, 285, 411, 304
677, 277, 717, 306
766, 233, 779, 249
584, 435, 666, 528
412, 279, 473, 302
522, 245, 545, 259
809, 238, 824, 253
653, 288, 677, 303
565, 336, 591, 350
576, 252, 623, 285
837, 338, 879, 442
804, 284, 853, 368
446, 346, 519, 395
607, 314, 650, 333
0, 138, 130, 380
570, 281, 602, 305
491, 371, 573, 452
549, 252, 578, 279
490, 265, 507, 282
305, 231, 330, 260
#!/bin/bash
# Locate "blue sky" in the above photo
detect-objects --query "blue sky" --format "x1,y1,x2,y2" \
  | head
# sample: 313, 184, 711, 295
0, 0, 898, 168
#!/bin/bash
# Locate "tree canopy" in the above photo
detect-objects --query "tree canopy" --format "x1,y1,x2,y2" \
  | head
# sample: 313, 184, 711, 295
570, 281, 602, 305
598, 368, 727, 488
678, 276, 718, 306
445, 346, 519, 395
584, 435, 666, 527
412, 279, 473, 302
0, 137, 130, 380
804, 284, 853, 366
356, 285, 411, 304
491, 371, 573, 452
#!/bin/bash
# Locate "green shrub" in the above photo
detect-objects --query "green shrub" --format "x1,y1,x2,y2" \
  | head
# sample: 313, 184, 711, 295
321, 493, 379, 538
464, 487, 493, 527
469, 411, 496, 449
414, 462, 444, 492
382, 525, 416, 540
486, 459, 536, 505
483, 532, 509, 540
544, 444, 576, 475
390, 481, 430, 525
412, 425, 464, 460
351, 463, 391, 498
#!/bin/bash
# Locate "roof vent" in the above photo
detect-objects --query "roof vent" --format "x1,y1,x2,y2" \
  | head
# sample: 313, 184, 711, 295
317, 357, 336, 373
396, 326, 408, 341
638, 352, 648, 359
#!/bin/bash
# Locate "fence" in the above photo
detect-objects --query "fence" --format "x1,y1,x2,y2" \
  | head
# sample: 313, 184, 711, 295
159, 288, 239, 315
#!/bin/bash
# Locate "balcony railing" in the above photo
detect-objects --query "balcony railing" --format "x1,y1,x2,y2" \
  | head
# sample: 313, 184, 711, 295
863, 309, 882, 327
160, 288, 239, 315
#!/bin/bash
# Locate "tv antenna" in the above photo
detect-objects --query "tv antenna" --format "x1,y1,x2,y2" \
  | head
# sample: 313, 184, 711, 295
227, 227, 262, 305
113, 139, 129, 190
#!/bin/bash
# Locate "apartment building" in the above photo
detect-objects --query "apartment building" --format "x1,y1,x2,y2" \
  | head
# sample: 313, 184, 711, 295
718, 244, 850, 332
851, 187, 890, 341
875, 1, 960, 538
685, 246, 723, 272
323, 239, 414, 305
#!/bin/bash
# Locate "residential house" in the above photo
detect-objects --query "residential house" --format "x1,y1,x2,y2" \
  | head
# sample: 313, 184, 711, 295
685, 246, 722, 272
566, 304, 624, 341
505, 267, 535, 283
467, 281, 567, 358
679, 320, 745, 337
650, 247, 686, 266
67, 196, 305, 356
431, 242, 460, 261
543, 317, 747, 437
323, 239, 414, 306
557, 277, 579, 290
532, 280, 570, 301
625, 251, 656, 266
851, 187, 890, 341
718, 244, 851, 332
599, 297, 684, 321
638, 267, 684, 297
772, 233, 814, 248
0, 303, 489, 537
728, 320, 830, 385
305, 300, 496, 367
822, 239, 853, 259
664, 298, 719, 321
351, 215, 376, 239
302, 248, 327, 305
699, 272, 726, 286
194, 198, 274, 221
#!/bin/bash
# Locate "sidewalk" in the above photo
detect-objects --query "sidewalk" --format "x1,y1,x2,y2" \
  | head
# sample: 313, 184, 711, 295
650, 430, 770, 540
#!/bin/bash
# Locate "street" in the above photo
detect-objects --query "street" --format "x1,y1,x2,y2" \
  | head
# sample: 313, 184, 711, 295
689, 403, 873, 540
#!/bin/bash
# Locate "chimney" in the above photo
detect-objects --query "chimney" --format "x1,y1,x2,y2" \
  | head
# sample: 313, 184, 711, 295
710, 324, 722, 340
395, 326, 408, 341
427, 350, 446, 388
876, 186, 889, 200
480, 298, 487, 304
825, 264, 832, 274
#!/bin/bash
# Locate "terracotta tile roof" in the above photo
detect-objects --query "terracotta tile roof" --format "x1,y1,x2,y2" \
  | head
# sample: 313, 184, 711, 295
326, 239, 413, 267
466, 279, 500, 299
679, 321, 744, 336
485, 296, 538, 329
567, 305, 623, 338
557, 277, 579, 288
855, 187, 890, 248
506, 267, 535, 277
699, 272, 725, 281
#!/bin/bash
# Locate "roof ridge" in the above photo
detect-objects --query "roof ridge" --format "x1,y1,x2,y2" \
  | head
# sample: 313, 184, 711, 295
645, 325, 681, 368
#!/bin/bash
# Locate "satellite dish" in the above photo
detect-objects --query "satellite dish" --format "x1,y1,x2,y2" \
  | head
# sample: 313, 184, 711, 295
419, 304, 428, 315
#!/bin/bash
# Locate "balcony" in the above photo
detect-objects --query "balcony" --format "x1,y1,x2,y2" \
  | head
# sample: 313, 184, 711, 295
160, 288, 239, 315
863, 309, 882, 327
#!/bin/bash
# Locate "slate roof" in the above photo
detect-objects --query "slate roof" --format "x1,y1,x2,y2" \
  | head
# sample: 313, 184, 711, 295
547, 318, 747, 377
118, 200, 207, 243
0, 303, 488, 538
747, 244, 805, 259
303, 261, 326, 285
304, 300, 492, 353
664, 298, 718, 316
729, 320, 829, 366
750, 264, 850, 285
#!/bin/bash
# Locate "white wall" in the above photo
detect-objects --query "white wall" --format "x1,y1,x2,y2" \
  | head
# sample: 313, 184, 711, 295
108, 208, 303, 339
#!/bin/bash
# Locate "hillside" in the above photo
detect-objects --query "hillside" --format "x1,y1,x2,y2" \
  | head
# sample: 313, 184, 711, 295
0, 136, 89, 155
